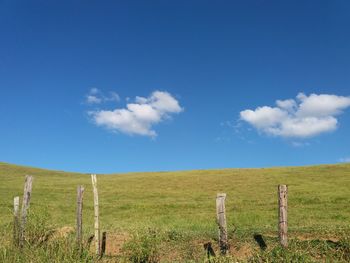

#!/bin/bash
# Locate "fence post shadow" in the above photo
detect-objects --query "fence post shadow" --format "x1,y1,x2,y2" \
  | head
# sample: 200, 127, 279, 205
253, 233, 267, 250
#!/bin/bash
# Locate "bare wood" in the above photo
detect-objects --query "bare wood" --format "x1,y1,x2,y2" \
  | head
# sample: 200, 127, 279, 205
91, 174, 100, 256
20, 175, 33, 247
278, 185, 288, 248
13, 196, 20, 246
76, 185, 84, 251
216, 193, 228, 254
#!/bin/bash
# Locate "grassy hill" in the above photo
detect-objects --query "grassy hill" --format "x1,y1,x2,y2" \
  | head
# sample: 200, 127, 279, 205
0, 162, 350, 262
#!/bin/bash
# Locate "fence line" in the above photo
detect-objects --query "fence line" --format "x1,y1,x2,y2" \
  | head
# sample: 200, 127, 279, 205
11, 174, 293, 259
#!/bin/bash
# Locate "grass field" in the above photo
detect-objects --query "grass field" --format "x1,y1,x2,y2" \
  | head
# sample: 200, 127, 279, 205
1, 162, 350, 262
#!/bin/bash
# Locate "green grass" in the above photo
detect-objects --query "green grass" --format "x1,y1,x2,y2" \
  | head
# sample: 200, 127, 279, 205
1, 162, 350, 262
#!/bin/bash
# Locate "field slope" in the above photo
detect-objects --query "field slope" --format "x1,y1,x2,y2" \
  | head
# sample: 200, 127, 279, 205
0, 162, 350, 262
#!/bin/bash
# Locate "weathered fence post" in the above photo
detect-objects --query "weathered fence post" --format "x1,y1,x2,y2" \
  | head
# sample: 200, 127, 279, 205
91, 174, 100, 256
76, 185, 84, 252
278, 185, 288, 248
19, 175, 33, 247
13, 196, 20, 245
216, 193, 228, 254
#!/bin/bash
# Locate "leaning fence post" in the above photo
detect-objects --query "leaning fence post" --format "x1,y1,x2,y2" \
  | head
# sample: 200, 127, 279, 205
91, 174, 100, 256
278, 184, 288, 248
216, 193, 228, 254
76, 185, 84, 252
13, 196, 20, 246
19, 175, 33, 247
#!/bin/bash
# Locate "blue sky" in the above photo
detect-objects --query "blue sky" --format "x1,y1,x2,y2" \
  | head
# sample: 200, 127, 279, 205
1, 1, 350, 173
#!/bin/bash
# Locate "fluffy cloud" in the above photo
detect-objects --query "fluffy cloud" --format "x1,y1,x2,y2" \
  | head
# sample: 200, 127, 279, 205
85, 88, 120, 104
240, 93, 350, 138
89, 91, 183, 137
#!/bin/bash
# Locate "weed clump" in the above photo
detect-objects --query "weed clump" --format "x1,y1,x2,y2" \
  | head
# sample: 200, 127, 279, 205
121, 228, 162, 263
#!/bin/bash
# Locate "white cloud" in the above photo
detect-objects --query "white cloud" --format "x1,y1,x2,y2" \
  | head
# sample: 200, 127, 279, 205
86, 94, 102, 104
85, 88, 120, 104
297, 93, 350, 117
240, 106, 287, 129
240, 93, 350, 138
276, 99, 297, 112
89, 91, 183, 137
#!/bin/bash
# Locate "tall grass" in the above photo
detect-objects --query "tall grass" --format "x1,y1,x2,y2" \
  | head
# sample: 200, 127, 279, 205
0, 210, 93, 263
1, 213, 349, 262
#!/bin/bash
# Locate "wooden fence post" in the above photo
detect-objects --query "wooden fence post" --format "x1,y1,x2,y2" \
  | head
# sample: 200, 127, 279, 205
278, 185, 288, 248
91, 174, 100, 256
13, 196, 20, 246
19, 175, 33, 247
216, 193, 228, 254
76, 185, 84, 251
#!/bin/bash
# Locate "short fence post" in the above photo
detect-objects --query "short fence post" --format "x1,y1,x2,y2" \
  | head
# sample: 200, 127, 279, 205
278, 185, 288, 248
100, 231, 107, 258
216, 193, 228, 254
13, 196, 20, 246
91, 174, 100, 256
76, 185, 84, 252
19, 175, 33, 247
